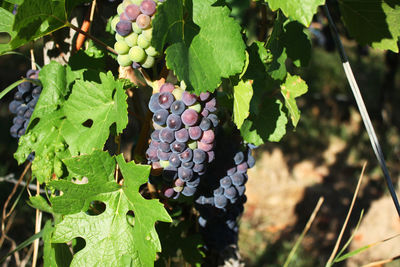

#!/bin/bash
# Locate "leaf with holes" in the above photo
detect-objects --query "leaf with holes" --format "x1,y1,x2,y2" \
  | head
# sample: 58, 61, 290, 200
62, 71, 128, 155
339, 0, 400, 52
51, 152, 171, 266
280, 74, 308, 127
266, 0, 325, 27
152, 0, 246, 94
14, 61, 75, 183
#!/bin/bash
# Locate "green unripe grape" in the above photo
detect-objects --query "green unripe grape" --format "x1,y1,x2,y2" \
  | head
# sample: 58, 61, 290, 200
189, 103, 201, 113
114, 41, 130, 55
111, 16, 120, 31
131, 0, 142, 5
188, 140, 197, 150
174, 186, 183, 192
160, 160, 169, 168
132, 22, 142, 34
172, 88, 184, 100
117, 54, 133, 67
142, 28, 153, 41
145, 46, 159, 57
129, 46, 146, 62
122, 0, 133, 8
137, 34, 150, 49
141, 55, 155, 68
117, 4, 124, 15
125, 32, 138, 47
115, 33, 124, 42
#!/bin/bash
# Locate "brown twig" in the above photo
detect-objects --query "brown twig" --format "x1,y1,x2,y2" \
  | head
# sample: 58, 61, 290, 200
31, 180, 42, 267
326, 162, 367, 265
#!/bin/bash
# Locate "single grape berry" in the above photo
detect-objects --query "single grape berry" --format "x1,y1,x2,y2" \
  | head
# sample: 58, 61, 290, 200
116, 20, 132, 36
136, 14, 151, 29
125, 4, 140, 20
158, 92, 174, 109
140, 0, 156, 16
170, 100, 185, 115
181, 109, 198, 126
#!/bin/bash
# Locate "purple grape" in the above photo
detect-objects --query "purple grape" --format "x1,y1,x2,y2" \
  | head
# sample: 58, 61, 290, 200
132, 62, 141, 69
166, 114, 182, 130
17, 104, 28, 117
170, 141, 186, 153
213, 187, 224, 196
17, 82, 31, 94
175, 178, 185, 187
220, 176, 232, 188
205, 98, 217, 112
247, 153, 255, 168
160, 83, 175, 93
234, 151, 244, 165
227, 167, 236, 176
27, 96, 38, 108
214, 195, 228, 209
200, 129, 214, 144
151, 129, 161, 141
157, 150, 171, 161
120, 12, 130, 21
24, 108, 33, 119
188, 126, 202, 140
153, 109, 169, 125
186, 175, 200, 187
200, 109, 209, 118
10, 124, 21, 138
136, 14, 151, 29
125, 4, 141, 21
181, 109, 198, 126
175, 128, 189, 142
193, 149, 206, 164
224, 186, 238, 200
237, 162, 248, 173
159, 142, 171, 152
178, 167, 193, 181
199, 118, 211, 131
182, 186, 196, 196
9, 100, 22, 114
198, 216, 207, 227
159, 128, 175, 143
149, 93, 162, 113
26, 69, 39, 79
13, 116, 24, 125
164, 188, 175, 198
236, 185, 246, 196
197, 142, 213, 152
181, 161, 194, 169
169, 153, 181, 167
207, 114, 219, 127
231, 173, 245, 186
32, 86, 42, 96
199, 92, 211, 101
193, 164, 204, 173
116, 20, 132, 36
140, 0, 156, 16
179, 148, 193, 163
182, 91, 197, 106
170, 100, 185, 115
158, 92, 174, 109
149, 140, 160, 148
145, 147, 158, 162
207, 151, 215, 163
14, 91, 23, 100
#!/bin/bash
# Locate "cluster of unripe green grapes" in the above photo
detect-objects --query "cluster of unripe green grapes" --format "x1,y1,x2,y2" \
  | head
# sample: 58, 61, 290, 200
111, 0, 163, 68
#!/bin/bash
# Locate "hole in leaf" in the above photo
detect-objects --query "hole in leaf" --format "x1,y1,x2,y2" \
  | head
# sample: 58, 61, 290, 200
0, 32, 11, 44
82, 119, 93, 128
111, 89, 116, 99
126, 210, 135, 227
86, 200, 106, 216
70, 237, 86, 254
139, 183, 152, 200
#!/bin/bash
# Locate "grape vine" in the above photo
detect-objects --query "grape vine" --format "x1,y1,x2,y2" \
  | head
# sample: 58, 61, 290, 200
0, 0, 399, 266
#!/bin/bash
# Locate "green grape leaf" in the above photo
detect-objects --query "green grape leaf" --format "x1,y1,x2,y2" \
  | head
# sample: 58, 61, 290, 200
233, 80, 253, 129
281, 74, 308, 127
266, 0, 325, 27
338, 0, 400, 52
29, 195, 53, 214
14, 62, 74, 183
282, 21, 311, 67
62, 72, 128, 155
0, 0, 89, 54
153, 0, 246, 94
49, 151, 119, 215
240, 98, 288, 145
51, 152, 171, 267
266, 13, 287, 81
42, 220, 72, 267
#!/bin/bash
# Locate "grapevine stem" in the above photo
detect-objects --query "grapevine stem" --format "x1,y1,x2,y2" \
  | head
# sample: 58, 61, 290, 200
66, 21, 117, 55
87, 0, 97, 50
31, 180, 42, 267
323, 4, 400, 217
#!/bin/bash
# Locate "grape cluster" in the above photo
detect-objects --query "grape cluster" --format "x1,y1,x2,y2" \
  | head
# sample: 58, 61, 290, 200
111, 0, 161, 68
146, 83, 218, 199
9, 70, 41, 139
194, 128, 255, 251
